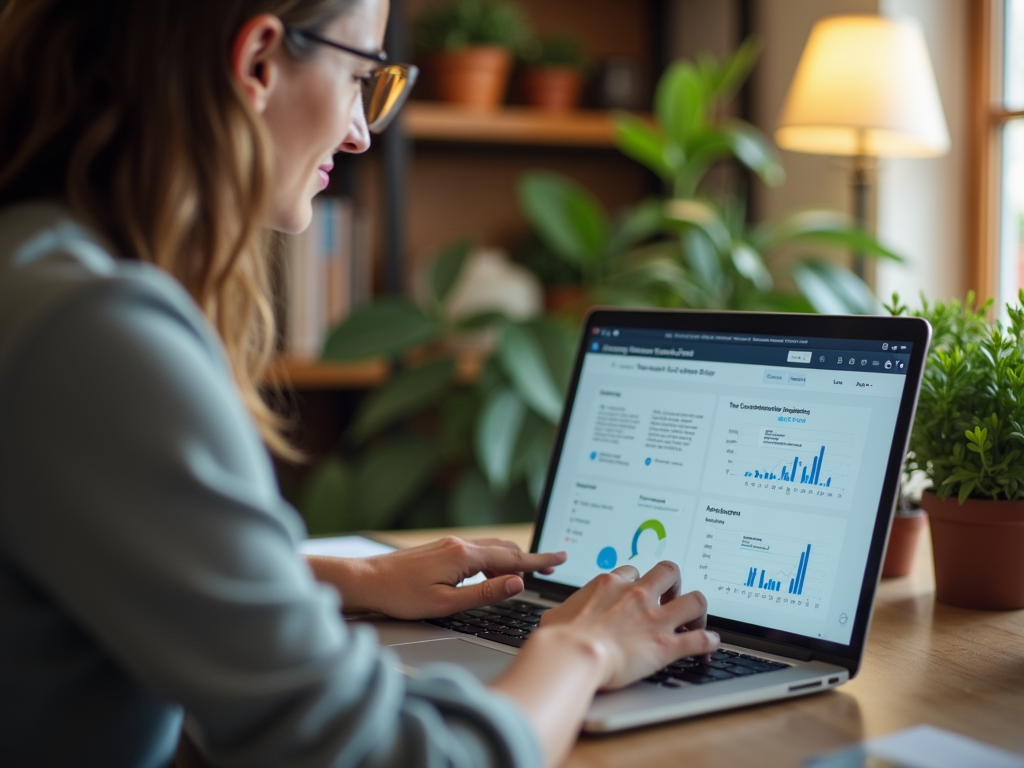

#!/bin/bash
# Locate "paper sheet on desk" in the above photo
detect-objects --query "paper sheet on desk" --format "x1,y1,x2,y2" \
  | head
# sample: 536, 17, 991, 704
299, 535, 486, 585
806, 725, 1024, 768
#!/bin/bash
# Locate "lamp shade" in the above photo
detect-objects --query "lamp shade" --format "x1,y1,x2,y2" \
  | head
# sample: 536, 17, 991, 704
775, 15, 950, 158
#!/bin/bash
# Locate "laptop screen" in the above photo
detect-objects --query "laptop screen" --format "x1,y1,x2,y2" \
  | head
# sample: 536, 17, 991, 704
533, 317, 919, 648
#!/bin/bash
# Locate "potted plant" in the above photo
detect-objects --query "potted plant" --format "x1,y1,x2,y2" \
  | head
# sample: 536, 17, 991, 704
889, 292, 1024, 608
414, 0, 530, 110
519, 34, 587, 112
880, 487, 928, 578
516, 41, 902, 317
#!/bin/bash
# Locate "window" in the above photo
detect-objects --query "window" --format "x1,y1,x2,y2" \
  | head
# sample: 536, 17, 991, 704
972, 0, 1024, 310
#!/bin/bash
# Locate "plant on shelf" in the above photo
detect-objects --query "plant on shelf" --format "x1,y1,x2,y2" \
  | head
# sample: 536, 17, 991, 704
299, 239, 575, 536
518, 40, 902, 315
414, 0, 531, 110
519, 34, 588, 112
887, 291, 1024, 608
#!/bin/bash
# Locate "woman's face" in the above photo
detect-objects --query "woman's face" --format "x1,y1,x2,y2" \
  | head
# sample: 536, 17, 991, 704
259, 0, 389, 233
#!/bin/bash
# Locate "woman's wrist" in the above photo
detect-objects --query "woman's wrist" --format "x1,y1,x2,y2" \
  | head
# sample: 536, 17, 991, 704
305, 555, 384, 613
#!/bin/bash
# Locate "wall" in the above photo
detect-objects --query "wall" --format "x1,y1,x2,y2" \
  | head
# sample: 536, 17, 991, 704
875, 0, 970, 306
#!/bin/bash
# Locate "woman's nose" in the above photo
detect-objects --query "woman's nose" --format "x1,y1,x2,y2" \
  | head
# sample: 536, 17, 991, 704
339, 97, 370, 154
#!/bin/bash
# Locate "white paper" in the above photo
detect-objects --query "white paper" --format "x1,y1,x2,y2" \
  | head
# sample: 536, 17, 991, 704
869, 725, 1024, 768
299, 535, 396, 559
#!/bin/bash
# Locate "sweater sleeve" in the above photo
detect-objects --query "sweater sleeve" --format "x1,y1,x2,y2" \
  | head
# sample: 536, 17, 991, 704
0, 274, 541, 768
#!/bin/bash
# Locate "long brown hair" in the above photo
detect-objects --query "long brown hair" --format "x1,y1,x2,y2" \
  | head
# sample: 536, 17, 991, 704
0, 0, 355, 459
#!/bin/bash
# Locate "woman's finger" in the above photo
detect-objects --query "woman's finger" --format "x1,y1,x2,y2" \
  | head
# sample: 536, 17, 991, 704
663, 589, 710, 632
471, 546, 567, 576
636, 560, 683, 601
611, 564, 640, 582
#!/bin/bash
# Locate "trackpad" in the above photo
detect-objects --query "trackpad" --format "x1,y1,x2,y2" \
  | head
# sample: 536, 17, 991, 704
390, 638, 516, 683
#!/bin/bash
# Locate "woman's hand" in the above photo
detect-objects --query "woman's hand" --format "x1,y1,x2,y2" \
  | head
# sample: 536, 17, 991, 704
491, 561, 717, 767
307, 536, 566, 619
538, 560, 718, 689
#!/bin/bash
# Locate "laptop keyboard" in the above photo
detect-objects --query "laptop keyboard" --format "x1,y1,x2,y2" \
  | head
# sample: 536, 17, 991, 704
424, 600, 790, 685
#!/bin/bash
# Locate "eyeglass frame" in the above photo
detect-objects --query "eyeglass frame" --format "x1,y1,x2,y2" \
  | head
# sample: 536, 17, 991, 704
285, 27, 417, 133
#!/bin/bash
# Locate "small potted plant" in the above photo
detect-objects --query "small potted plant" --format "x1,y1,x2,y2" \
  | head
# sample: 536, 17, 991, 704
880, 482, 928, 578
889, 292, 1024, 608
414, 0, 530, 110
519, 34, 588, 112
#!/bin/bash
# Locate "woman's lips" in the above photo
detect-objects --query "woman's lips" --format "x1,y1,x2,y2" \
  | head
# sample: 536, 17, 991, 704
317, 163, 333, 189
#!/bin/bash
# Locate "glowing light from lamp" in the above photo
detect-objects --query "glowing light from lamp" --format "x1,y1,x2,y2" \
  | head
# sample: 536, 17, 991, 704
775, 15, 949, 158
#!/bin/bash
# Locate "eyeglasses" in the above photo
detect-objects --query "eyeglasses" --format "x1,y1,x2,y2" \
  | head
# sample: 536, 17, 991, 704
287, 28, 418, 134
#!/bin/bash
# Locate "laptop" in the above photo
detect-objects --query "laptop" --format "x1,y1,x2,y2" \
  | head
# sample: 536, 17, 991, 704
370, 308, 931, 732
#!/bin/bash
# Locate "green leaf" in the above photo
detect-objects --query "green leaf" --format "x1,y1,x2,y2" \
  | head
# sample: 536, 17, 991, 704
348, 359, 456, 443
664, 199, 732, 253
300, 458, 356, 535
763, 210, 904, 262
730, 242, 773, 291
682, 229, 724, 294
655, 62, 705, 145
712, 37, 761, 98
497, 324, 564, 422
355, 436, 438, 529
322, 299, 440, 361
475, 386, 527, 490
449, 469, 503, 527
721, 121, 784, 186
791, 259, 880, 315
518, 172, 609, 265
614, 115, 672, 178
607, 199, 666, 256
428, 238, 473, 307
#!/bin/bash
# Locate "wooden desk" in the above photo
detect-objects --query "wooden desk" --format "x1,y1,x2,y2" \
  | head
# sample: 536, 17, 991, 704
375, 525, 1024, 767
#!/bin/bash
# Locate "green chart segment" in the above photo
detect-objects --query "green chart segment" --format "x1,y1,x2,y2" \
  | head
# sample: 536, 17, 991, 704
596, 519, 667, 570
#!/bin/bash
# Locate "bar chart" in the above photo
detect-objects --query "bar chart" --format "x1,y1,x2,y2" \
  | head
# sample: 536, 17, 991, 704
686, 499, 846, 619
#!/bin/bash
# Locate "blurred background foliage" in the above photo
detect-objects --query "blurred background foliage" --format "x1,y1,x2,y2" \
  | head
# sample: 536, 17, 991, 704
295, 42, 902, 535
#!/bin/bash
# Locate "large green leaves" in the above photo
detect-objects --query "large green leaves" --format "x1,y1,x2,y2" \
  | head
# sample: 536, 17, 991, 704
518, 172, 609, 266
355, 436, 438, 529
348, 359, 456, 443
322, 299, 440, 360
761, 210, 903, 262
427, 237, 473, 307
497, 323, 563, 422
655, 62, 706, 145
475, 386, 527, 490
300, 457, 356, 535
792, 259, 879, 315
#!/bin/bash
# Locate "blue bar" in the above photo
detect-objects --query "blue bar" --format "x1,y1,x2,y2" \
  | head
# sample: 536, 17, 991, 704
798, 544, 812, 594
826, 477, 831, 487
759, 570, 765, 589
789, 578, 794, 593
815, 445, 826, 485
791, 457, 799, 482
809, 456, 818, 484
801, 466, 808, 483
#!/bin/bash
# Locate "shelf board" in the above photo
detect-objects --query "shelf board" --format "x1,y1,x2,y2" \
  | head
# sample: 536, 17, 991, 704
267, 354, 484, 390
401, 102, 639, 147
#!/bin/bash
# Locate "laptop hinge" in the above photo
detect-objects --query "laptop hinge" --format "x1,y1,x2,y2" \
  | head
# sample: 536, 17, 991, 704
715, 629, 814, 662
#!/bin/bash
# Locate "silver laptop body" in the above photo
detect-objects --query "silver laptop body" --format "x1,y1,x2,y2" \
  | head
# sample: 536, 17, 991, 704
371, 309, 930, 732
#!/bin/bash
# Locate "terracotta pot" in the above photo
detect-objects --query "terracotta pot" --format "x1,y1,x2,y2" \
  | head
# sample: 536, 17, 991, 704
920, 490, 1024, 609
544, 285, 584, 312
881, 509, 927, 578
521, 66, 584, 111
428, 46, 513, 110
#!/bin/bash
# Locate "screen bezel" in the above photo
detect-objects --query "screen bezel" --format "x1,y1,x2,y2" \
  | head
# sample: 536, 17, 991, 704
524, 308, 931, 675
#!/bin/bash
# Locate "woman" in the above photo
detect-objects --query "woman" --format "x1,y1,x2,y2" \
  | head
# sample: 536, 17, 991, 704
0, 1, 718, 766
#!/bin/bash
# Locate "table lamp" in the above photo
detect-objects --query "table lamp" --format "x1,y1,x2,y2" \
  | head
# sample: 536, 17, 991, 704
775, 14, 950, 277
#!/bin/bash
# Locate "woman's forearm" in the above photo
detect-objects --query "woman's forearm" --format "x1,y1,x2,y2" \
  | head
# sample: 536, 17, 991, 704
306, 555, 379, 612
489, 626, 609, 768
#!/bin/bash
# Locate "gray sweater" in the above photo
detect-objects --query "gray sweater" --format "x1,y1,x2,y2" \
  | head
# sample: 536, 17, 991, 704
0, 202, 540, 768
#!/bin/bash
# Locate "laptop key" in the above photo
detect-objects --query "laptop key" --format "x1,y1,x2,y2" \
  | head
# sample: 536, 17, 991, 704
476, 632, 525, 648
730, 666, 756, 676
675, 671, 717, 684
693, 666, 737, 680
452, 626, 480, 635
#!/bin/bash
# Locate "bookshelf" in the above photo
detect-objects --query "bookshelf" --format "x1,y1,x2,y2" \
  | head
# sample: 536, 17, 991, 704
400, 103, 638, 147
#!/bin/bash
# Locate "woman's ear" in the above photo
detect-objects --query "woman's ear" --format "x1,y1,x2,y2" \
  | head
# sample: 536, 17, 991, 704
231, 14, 285, 114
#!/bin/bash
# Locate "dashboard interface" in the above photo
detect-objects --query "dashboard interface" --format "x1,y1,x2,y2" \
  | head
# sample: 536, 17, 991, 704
535, 325, 914, 646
